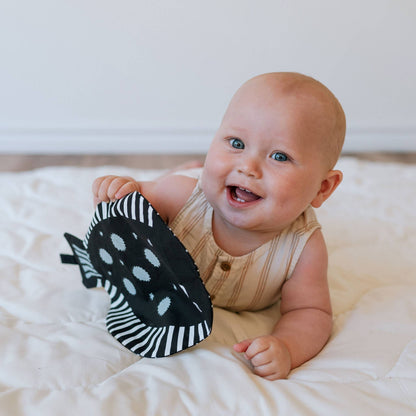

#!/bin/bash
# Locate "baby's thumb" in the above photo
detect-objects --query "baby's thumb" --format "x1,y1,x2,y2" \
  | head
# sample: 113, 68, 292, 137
233, 339, 253, 353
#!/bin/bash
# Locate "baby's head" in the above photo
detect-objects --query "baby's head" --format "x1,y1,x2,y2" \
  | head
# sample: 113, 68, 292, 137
222, 72, 346, 171
201, 72, 346, 238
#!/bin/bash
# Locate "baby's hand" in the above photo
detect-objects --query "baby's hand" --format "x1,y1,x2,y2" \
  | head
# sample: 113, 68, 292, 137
233, 335, 292, 380
92, 175, 140, 205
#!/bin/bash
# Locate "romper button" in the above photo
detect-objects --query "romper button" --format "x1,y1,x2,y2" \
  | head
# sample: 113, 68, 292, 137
220, 262, 231, 271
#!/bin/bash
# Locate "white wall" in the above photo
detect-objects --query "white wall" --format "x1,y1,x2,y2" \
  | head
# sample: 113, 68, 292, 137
0, 0, 415, 154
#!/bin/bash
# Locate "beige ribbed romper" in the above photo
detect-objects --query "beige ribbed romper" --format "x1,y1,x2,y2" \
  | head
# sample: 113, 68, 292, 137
170, 181, 321, 312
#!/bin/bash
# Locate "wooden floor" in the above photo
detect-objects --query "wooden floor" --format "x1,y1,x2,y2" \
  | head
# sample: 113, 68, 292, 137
0, 152, 415, 172
0, 154, 207, 172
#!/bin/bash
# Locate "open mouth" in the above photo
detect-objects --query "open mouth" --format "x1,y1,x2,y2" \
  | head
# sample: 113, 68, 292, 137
228, 186, 262, 204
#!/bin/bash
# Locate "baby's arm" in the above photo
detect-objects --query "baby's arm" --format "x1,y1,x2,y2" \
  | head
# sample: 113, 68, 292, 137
92, 173, 197, 224
233, 230, 332, 380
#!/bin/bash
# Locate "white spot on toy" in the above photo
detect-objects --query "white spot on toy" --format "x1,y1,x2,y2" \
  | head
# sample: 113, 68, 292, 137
158, 297, 171, 316
99, 248, 113, 264
111, 233, 126, 251
132, 265, 150, 281
145, 248, 160, 267
123, 278, 136, 295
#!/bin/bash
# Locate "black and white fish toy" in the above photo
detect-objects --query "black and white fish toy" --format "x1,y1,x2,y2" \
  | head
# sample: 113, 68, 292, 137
61, 192, 213, 358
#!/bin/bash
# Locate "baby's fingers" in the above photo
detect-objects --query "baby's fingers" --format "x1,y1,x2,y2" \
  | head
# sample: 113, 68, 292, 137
92, 176, 111, 198
93, 175, 118, 202
233, 339, 253, 353
243, 337, 270, 360
241, 336, 292, 380
250, 349, 273, 368
252, 361, 278, 379
115, 181, 140, 199
100, 176, 134, 202
105, 176, 133, 200
250, 349, 289, 380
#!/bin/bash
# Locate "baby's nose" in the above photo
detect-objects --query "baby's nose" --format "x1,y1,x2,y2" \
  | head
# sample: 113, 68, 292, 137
237, 156, 262, 178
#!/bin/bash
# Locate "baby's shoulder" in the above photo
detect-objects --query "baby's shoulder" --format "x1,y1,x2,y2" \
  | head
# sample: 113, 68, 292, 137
148, 174, 198, 223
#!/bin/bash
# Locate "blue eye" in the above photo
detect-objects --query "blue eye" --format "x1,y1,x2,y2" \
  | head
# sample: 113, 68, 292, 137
271, 152, 288, 162
230, 138, 245, 149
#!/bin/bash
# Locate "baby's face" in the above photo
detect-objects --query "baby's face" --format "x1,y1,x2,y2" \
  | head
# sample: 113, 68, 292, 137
201, 78, 334, 238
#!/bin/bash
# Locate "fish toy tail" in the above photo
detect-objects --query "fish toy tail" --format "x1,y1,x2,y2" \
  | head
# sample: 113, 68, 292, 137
61, 232, 103, 289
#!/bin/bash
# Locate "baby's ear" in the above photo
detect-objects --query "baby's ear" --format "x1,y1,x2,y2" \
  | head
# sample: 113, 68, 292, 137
311, 170, 343, 208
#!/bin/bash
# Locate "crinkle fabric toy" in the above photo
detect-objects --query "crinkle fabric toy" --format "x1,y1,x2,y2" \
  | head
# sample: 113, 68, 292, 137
61, 192, 213, 358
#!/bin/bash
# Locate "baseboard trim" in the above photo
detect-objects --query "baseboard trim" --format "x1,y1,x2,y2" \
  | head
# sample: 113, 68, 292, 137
0, 126, 415, 154
0, 127, 214, 154
343, 126, 416, 152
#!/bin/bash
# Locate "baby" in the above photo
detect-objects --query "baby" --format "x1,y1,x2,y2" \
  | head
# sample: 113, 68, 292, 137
93, 72, 346, 380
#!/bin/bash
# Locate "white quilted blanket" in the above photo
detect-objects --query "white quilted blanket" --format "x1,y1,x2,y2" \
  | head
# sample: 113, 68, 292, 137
1, 157, 415, 415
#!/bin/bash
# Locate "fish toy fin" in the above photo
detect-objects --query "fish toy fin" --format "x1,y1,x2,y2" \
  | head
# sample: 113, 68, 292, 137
61, 232, 103, 289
